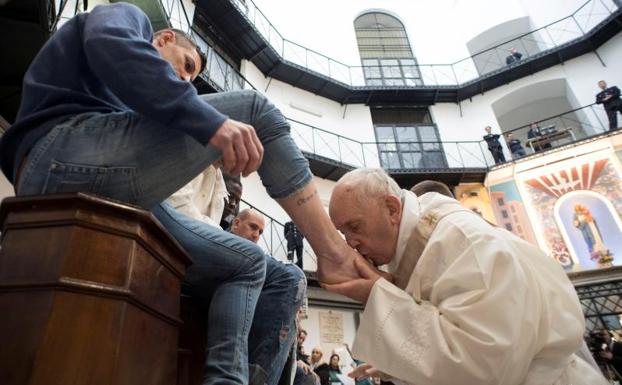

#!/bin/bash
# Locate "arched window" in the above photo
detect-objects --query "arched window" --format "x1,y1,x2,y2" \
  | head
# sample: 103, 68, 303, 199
354, 12, 421, 86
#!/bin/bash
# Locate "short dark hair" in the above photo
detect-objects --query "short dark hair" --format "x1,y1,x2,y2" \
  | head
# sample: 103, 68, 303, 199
154, 28, 207, 75
410, 180, 454, 198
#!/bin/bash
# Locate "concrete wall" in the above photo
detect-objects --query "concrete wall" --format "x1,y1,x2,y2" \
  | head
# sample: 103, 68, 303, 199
299, 305, 360, 369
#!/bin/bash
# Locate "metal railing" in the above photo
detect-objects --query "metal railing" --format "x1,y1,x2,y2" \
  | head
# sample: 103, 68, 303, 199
288, 118, 493, 170
292, 103, 615, 169
229, 0, 619, 87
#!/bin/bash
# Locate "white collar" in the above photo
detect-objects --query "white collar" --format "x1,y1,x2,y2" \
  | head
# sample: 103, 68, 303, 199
387, 190, 421, 273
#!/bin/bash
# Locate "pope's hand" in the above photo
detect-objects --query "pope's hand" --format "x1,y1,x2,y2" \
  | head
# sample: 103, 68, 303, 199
322, 256, 388, 303
349, 364, 380, 380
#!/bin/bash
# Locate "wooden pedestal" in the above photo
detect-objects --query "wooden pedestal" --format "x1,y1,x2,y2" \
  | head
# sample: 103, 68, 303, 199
0, 193, 192, 385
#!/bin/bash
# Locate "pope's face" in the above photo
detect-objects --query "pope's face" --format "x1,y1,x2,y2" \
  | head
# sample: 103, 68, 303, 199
329, 186, 401, 266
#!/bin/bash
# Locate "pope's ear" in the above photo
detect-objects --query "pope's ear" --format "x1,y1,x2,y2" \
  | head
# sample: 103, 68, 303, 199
384, 195, 402, 223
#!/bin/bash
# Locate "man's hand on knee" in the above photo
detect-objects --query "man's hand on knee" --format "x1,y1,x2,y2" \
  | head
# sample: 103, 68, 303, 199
209, 118, 264, 177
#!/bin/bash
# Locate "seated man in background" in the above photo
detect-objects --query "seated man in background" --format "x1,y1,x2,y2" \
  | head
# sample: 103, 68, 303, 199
1, 3, 361, 385
325, 168, 608, 385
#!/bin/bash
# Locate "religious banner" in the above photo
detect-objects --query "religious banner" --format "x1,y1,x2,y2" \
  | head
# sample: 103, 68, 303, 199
319, 311, 343, 344
514, 153, 622, 271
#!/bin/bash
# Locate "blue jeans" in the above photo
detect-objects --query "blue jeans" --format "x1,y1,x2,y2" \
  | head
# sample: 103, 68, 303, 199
154, 203, 305, 385
16, 90, 313, 385
250, 256, 306, 385
17, 90, 312, 206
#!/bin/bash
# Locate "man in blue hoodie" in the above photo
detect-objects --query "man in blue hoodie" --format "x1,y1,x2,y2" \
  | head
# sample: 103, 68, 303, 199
0, 3, 362, 385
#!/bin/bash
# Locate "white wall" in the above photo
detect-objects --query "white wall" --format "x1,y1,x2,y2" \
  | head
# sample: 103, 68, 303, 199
300, 305, 360, 369
430, 32, 622, 143
245, 63, 376, 143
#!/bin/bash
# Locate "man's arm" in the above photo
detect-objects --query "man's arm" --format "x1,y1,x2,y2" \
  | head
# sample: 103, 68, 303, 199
82, 3, 226, 146
596, 91, 606, 104
612, 86, 621, 99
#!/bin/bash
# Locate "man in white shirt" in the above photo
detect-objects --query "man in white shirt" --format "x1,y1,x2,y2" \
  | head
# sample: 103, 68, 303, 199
324, 168, 607, 385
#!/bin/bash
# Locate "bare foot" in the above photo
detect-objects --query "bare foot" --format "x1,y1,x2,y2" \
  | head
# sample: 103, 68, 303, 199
316, 246, 361, 284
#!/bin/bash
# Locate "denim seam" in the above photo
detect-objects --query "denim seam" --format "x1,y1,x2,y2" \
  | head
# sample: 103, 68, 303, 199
17, 126, 63, 194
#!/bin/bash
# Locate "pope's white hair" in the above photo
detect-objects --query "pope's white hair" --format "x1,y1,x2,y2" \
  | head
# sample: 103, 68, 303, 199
335, 168, 402, 200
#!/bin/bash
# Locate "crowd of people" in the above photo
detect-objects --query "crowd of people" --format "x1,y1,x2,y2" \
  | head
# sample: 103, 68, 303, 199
0, 3, 618, 385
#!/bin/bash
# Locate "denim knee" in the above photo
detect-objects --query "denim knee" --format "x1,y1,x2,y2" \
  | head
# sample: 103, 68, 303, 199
242, 242, 268, 280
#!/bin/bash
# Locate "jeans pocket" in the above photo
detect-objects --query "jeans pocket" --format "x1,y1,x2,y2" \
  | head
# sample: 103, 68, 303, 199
43, 160, 142, 204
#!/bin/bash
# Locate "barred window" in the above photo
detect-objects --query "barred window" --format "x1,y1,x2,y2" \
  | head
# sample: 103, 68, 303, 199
354, 12, 421, 86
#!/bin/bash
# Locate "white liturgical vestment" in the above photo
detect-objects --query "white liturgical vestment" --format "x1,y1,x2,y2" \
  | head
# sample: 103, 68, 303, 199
352, 191, 608, 385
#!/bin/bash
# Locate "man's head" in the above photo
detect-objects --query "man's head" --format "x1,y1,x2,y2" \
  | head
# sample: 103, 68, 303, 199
530, 122, 538, 129
297, 329, 308, 346
506, 132, 513, 140
329, 168, 402, 266
485, 126, 492, 134
509, 47, 517, 54
152, 28, 206, 82
410, 180, 454, 198
311, 346, 323, 364
599, 80, 607, 90
231, 208, 265, 243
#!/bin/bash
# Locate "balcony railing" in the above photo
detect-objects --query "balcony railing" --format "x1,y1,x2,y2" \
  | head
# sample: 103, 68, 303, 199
289, 118, 493, 170
238, 200, 318, 270
229, 0, 619, 87
290, 103, 615, 170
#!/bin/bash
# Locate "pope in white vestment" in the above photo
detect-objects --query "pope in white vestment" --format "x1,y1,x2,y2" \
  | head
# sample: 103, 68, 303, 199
326, 168, 607, 385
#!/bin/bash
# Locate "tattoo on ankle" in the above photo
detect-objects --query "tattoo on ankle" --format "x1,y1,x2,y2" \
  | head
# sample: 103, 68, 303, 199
296, 189, 317, 206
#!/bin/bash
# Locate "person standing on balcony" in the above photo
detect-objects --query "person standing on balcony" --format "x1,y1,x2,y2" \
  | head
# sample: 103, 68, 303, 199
483, 126, 506, 164
595, 80, 622, 130
285, 221, 305, 270
0, 3, 364, 385
505, 132, 526, 159
505, 47, 523, 65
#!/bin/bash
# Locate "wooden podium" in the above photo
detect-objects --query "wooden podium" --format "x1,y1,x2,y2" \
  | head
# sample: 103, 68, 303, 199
0, 193, 192, 385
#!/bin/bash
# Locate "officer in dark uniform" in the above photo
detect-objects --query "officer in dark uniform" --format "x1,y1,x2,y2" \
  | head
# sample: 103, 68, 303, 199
483, 126, 506, 164
506, 132, 526, 159
284, 221, 304, 269
596, 80, 622, 130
